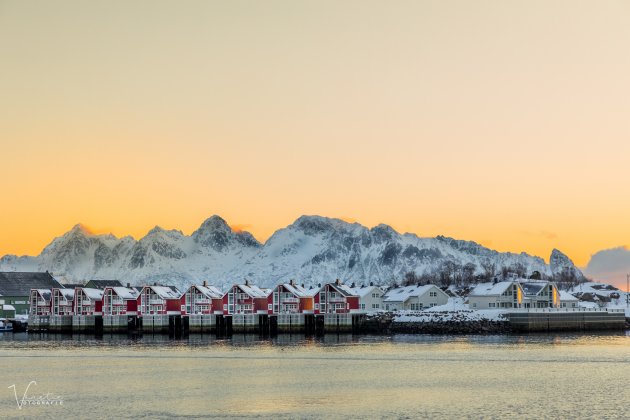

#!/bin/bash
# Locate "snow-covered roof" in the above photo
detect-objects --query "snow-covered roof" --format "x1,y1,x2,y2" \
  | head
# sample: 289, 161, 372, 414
149, 286, 182, 299
35, 289, 52, 301
349, 285, 382, 298
111, 287, 140, 300
236, 284, 268, 298
192, 284, 223, 299
469, 281, 518, 297
57, 288, 75, 300
383, 285, 441, 303
327, 282, 358, 297
279, 283, 314, 298
79, 288, 104, 301
559, 291, 579, 301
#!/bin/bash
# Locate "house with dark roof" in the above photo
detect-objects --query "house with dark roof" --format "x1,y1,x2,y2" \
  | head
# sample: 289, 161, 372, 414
0, 272, 62, 316
84, 280, 124, 289
520, 281, 560, 308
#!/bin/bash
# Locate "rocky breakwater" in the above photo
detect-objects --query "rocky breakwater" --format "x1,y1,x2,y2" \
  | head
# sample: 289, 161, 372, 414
359, 310, 512, 334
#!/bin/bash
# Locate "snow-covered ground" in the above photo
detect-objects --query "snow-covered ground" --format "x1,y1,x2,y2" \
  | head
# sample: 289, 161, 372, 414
393, 298, 508, 322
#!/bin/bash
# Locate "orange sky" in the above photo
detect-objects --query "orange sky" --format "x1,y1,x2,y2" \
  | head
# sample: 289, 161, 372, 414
1, 1, 630, 267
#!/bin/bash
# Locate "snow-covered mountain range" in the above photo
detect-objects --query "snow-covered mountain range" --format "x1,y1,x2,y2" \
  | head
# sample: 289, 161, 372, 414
0, 215, 583, 290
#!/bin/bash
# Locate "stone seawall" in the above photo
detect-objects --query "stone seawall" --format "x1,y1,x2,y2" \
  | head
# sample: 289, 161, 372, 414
357, 313, 512, 334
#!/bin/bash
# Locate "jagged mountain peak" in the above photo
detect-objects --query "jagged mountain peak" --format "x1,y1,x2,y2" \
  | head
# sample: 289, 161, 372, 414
549, 248, 584, 279
192, 215, 260, 251
370, 224, 398, 240
196, 215, 230, 232
70, 223, 90, 234
291, 215, 361, 235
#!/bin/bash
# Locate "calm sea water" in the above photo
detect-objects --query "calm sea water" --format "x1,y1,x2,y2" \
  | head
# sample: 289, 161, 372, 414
0, 332, 629, 419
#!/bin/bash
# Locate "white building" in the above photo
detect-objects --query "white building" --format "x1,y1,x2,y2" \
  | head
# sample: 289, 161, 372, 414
382, 284, 449, 311
520, 281, 560, 308
468, 281, 523, 309
349, 284, 384, 312
559, 291, 579, 309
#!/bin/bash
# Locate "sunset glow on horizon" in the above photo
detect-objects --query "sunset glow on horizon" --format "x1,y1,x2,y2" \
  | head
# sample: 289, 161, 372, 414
2, 0, 630, 275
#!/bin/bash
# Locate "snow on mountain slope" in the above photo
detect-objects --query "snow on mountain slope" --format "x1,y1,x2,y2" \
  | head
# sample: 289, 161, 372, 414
0, 215, 583, 291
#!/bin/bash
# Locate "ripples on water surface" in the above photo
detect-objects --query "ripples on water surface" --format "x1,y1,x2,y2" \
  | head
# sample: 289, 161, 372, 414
1, 332, 629, 418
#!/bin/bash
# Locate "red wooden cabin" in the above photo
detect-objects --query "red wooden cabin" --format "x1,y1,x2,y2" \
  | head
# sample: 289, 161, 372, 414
73, 287, 104, 315
102, 286, 140, 316
222, 281, 269, 314
137, 285, 183, 315
314, 280, 360, 314
29, 289, 52, 316
183, 282, 224, 315
51, 288, 75, 315
268, 280, 317, 314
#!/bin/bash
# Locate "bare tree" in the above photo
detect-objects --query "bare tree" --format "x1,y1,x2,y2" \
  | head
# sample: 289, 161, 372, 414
480, 260, 496, 281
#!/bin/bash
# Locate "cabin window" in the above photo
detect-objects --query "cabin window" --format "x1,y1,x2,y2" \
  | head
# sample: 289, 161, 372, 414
429, 291, 437, 297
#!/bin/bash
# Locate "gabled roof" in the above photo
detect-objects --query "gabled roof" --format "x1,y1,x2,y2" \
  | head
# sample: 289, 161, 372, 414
191, 284, 223, 299
326, 282, 358, 297
55, 288, 75, 300
109, 287, 140, 300
34, 289, 52, 301
235, 284, 268, 298
0, 272, 62, 296
77, 288, 104, 301
349, 285, 382, 298
520, 281, 549, 296
147, 285, 181, 300
85, 280, 124, 289
469, 281, 519, 297
383, 285, 442, 303
278, 283, 314, 298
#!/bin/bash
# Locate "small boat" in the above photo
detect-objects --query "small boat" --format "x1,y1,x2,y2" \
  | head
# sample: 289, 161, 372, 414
0, 318, 13, 332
